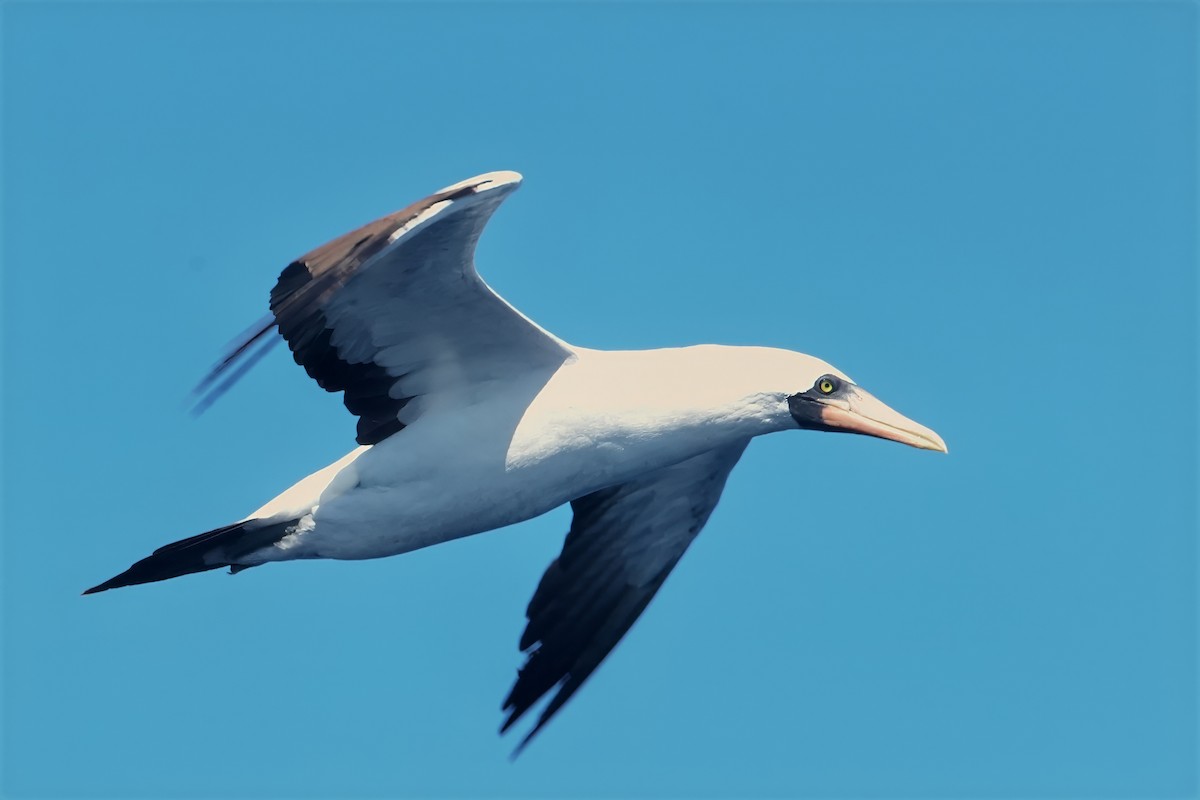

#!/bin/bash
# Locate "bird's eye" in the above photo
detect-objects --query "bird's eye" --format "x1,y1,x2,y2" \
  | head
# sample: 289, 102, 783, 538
817, 376, 837, 394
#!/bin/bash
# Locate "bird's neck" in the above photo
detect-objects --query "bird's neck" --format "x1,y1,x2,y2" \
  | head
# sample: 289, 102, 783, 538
497, 345, 793, 502
553, 345, 797, 439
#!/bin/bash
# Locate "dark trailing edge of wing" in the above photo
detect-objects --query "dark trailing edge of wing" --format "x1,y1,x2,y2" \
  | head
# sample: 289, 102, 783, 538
500, 445, 746, 755
500, 488, 687, 757
268, 258, 411, 445
190, 182, 484, 444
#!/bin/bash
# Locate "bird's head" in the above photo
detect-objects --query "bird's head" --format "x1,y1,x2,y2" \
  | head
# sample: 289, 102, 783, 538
782, 355, 947, 453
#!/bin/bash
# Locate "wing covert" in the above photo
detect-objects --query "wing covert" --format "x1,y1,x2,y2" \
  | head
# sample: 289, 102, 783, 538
195, 172, 572, 444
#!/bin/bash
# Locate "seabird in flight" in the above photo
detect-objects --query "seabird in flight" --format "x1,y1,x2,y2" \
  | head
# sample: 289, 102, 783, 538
85, 171, 947, 752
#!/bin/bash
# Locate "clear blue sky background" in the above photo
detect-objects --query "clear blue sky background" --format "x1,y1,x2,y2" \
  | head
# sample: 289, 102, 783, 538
2, 2, 1196, 798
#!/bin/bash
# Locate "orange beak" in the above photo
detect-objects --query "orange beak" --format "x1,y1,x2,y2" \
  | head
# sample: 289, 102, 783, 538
819, 387, 948, 453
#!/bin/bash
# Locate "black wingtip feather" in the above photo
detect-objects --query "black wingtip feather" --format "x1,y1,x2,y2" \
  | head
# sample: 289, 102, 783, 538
188, 314, 280, 415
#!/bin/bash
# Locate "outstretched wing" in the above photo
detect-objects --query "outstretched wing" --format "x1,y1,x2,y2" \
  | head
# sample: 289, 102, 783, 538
502, 442, 749, 753
195, 171, 573, 445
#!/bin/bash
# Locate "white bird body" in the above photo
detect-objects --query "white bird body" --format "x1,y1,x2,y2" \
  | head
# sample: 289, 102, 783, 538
249, 345, 840, 562
88, 171, 945, 751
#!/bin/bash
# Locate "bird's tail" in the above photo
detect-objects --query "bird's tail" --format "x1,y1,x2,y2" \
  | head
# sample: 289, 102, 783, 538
83, 519, 295, 595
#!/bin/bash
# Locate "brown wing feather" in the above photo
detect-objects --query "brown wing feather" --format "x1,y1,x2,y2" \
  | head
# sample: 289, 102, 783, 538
192, 176, 566, 445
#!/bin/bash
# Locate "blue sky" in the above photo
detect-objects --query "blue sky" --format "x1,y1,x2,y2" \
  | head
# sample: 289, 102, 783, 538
2, 2, 1196, 797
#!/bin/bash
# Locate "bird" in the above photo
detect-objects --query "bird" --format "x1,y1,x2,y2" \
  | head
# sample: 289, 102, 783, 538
85, 170, 947, 753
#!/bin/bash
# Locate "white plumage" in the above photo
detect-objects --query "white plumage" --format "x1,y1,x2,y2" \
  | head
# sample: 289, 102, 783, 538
87, 171, 945, 751
247, 345, 847, 561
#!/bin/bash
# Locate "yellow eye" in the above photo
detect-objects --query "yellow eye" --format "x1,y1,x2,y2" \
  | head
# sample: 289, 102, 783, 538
818, 378, 836, 394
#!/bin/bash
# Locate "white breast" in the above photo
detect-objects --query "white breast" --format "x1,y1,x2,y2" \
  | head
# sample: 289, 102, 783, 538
246, 345, 799, 562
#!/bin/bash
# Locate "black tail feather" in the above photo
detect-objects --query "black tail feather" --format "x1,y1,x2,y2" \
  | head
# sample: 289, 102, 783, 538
84, 520, 291, 595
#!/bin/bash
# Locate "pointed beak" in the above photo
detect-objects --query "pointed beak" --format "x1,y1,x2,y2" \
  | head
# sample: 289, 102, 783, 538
819, 386, 948, 453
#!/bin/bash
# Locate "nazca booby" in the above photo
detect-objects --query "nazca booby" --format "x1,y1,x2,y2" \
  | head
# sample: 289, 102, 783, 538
86, 171, 947, 751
